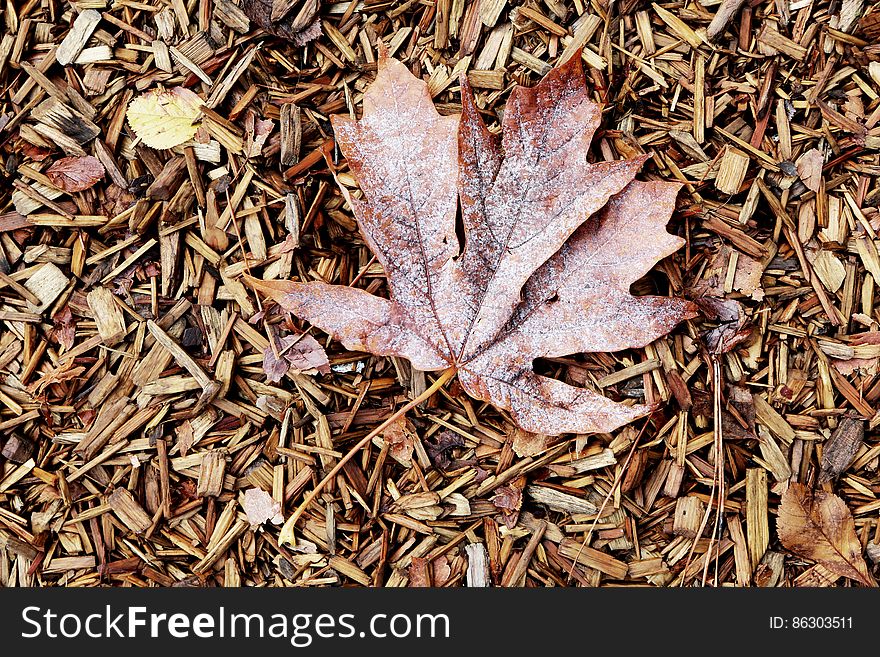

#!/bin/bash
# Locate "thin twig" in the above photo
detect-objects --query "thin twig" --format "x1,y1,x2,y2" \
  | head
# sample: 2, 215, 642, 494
278, 367, 456, 545
680, 354, 726, 587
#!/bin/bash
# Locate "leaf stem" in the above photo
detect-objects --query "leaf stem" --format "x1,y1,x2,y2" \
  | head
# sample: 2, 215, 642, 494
278, 367, 456, 545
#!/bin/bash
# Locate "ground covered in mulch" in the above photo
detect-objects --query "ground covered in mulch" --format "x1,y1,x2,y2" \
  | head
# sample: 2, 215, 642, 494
1, 0, 880, 587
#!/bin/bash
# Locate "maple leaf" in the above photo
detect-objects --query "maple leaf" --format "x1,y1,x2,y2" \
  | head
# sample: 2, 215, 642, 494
247, 51, 696, 435
777, 482, 875, 587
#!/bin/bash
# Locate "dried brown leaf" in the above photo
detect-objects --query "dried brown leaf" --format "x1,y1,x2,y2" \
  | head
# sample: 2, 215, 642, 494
242, 0, 321, 44
282, 333, 330, 374
426, 430, 465, 470
777, 483, 875, 587
378, 417, 415, 467
262, 332, 329, 382
796, 148, 824, 193
52, 305, 77, 350
695, 297, 752, 354
491, 475, 525, 528
247, 51, 695, 436
510, 427, 553, 458
692, 244, 765, 301
244, 110, 274, 158
262, 347, 289, 383
20, 141, 53, 161
175, 420, 195, 457
432, 556, 452, 587
721, 384, 758, 441
46, 155, 105, 193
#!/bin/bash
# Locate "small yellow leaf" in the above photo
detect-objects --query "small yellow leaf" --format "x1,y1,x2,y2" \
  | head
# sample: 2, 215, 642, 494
126, 87, 204, 149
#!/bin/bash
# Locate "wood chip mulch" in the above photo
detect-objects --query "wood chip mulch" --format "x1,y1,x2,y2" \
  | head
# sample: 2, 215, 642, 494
1, 0, 880, 587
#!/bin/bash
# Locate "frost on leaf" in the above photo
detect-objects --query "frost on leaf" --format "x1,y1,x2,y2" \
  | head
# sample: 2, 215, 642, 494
247, 49, 696, 436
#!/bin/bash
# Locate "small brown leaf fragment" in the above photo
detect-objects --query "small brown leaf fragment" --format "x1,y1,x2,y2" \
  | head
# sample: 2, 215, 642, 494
510, 427, 552, 458
432, 556, 452, 587
777, 483, 875, 587
665, 370, 692, 410
175, 419, 195, 457
692, 244, 765, 300
52, 305, 77, 350
244, 110, 274, 158
102, 184, 136, 216
262, 346, 290, 383
819, 417, 864, 483
721, 385, 758, 441
491, 475, 525, 528
46, 155, 105, 192
796, 148, 824, 193
425, 430, 465, 470
379, 417, 414, 467
695, 297, 752, 354
262, 333, 330, 383
282, 333, 330, 374
242, 487, 284, 528
20, 142, 53, 162
241, 0, 321, 44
